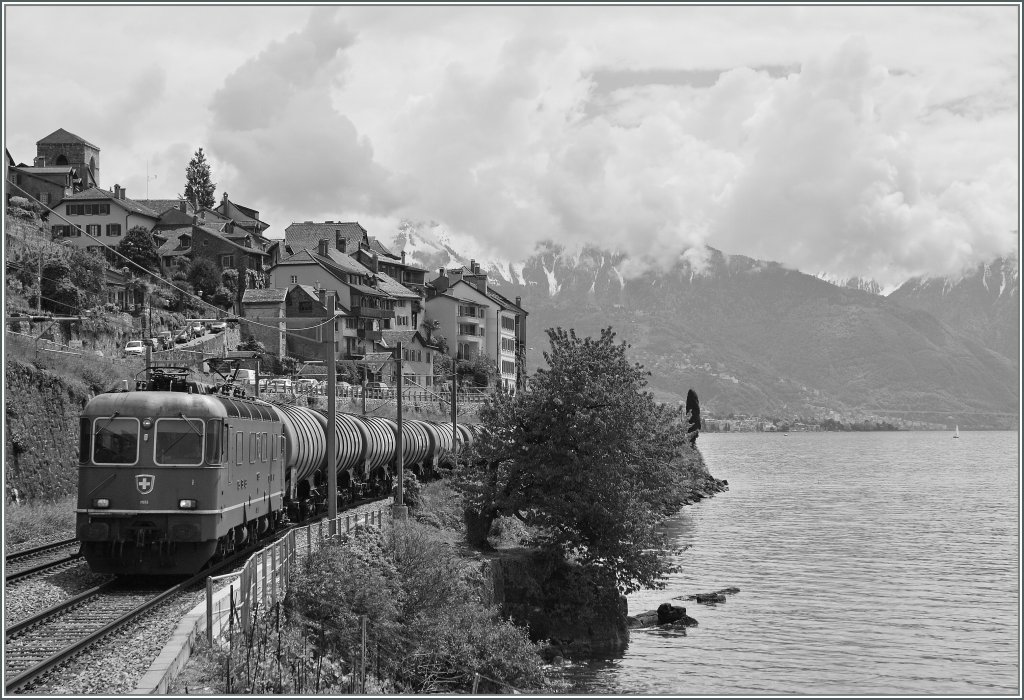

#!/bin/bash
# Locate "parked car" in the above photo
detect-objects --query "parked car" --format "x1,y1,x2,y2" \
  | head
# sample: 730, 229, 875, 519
364, 381, 392, 399
295, 378, 319, 393
157, 331, 173, 349
269, 378, 292, 392
124, 340, 145, 357
210, 320, 227, 333
174, 329, 191, 344
190, 321, 205, 336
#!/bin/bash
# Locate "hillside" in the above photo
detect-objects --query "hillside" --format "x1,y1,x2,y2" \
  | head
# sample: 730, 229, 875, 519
392, 223, 1018, 428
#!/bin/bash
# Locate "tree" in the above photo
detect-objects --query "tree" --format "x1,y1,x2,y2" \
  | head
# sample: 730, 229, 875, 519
181, 147, 216, 209
116, 226, 160, 274
421, 318, 440, 345
452, 327, 699, 594
685, 389, 701, 446
187, 257, 221, 299
457, 352, 498, 387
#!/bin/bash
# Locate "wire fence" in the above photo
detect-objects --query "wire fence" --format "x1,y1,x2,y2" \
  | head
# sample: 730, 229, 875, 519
200, 509, 528, 695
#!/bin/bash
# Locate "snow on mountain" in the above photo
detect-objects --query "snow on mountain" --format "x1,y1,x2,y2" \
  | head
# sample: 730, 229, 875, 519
815, 272, 886, 295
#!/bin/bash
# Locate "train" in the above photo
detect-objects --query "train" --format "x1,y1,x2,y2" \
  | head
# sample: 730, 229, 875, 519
75, 366, 480, 575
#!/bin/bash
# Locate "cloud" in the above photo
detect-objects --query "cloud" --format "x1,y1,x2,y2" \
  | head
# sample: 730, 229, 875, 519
712, 36, 1018, 286
207, 8, 407, 218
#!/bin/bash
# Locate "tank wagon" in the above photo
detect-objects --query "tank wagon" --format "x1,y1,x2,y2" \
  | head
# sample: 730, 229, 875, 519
75, 369, 477, 575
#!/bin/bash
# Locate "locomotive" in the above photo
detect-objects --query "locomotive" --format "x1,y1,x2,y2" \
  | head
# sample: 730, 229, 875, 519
75, 367, 478, 575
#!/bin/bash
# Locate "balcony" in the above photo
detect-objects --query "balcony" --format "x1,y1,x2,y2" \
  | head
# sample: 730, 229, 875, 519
357, 329, 383, 341
352, 305, 391, 319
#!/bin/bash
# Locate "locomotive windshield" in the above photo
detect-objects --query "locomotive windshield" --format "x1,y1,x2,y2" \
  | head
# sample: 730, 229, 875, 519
154, 418, 205, 466
92, 417, 140, 464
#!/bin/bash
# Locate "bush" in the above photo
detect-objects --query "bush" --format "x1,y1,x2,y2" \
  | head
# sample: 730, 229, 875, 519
390, 472, 421, 510
284, 520, 549, 693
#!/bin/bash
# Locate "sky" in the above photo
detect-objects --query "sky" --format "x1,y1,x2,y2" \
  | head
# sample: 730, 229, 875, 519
3, 3, 1020, 288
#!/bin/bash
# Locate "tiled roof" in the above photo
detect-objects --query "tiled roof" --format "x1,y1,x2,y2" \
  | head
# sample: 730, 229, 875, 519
242, 288, 288, 304
37, 128, 99, 150
295, 284, 321, 301
368, 236, 400, 260
321, 248, 374, 276
284, 221, 367, 255
15, 166, 73, 175
137, 199, 193, 215
485, 287, 526, 313
380, 330, 421, 347
59, 187, 161, 218
375, 272, 420, 299
349, 281, 389, 298
357, 352, 394, 372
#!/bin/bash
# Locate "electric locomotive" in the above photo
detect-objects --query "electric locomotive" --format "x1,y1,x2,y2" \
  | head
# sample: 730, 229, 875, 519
76, 368, 287, 574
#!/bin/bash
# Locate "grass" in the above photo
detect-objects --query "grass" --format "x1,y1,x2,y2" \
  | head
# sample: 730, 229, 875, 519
4, 495, 77, 549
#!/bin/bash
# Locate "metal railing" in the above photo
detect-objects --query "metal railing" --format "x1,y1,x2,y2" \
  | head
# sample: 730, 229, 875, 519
204, 509, 388, 646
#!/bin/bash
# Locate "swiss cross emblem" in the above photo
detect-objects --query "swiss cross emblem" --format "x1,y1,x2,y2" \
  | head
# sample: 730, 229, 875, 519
136, 474, 155, 495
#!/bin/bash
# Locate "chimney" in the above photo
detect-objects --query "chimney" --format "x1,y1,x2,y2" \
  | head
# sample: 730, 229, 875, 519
515, 296, 521, 307
178, 199, 186, 212
318, 288, 327, 308
337, 235, 347, 254
317, 238, 329, 257
371, 252, 379, 274
33, 155, 45, 167
326, 220, 334, 224
222, 192, 229, 204
470, 259, 476, 273
401, 250, 406, 264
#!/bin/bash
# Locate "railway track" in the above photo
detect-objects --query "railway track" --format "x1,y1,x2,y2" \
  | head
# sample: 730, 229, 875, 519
2, 500, 386, 695
5, 538, 83, 584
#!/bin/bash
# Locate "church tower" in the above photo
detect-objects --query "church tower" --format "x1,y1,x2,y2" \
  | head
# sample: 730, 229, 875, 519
35, 128, 100, 188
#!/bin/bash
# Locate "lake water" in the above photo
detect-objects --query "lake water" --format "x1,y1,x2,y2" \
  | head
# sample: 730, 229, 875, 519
563, 431, 1020, 695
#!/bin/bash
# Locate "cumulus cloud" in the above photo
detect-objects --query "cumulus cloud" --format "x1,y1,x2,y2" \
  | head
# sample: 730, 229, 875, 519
712, 36, 1018, 286
207, 8, 407, 219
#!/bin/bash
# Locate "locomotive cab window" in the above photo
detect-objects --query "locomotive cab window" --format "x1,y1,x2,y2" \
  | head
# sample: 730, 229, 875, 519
154, 418, 204, 466
79, 417, 92, 463
92, 417, 140, 465
206, 420, 224, 465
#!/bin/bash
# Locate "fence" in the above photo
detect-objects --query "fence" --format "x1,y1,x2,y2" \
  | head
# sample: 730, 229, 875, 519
204, 508, 388, 647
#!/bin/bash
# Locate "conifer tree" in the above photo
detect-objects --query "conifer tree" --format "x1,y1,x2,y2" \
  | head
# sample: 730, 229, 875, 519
181, 147, 216, 209
685, 389, 701, 446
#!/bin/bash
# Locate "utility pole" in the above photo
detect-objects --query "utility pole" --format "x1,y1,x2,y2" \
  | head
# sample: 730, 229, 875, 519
393, 342, 407, 520
326, 294, 337, 521
451, 371, 458, 457
36, 250, 43, 313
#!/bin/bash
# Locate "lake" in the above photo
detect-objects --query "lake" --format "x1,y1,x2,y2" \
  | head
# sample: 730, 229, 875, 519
562, 430, 1020, 695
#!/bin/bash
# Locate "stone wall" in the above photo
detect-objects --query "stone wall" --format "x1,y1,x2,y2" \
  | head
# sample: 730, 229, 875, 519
4, 359, 90, 501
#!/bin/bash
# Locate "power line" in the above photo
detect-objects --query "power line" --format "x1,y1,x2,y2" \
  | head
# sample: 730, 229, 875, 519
6, 184, 342, 337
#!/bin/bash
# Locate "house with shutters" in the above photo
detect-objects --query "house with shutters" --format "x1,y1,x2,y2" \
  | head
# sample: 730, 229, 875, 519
380, 329, 436, 389
426, 262, 527, 393
50, 185, 161, 252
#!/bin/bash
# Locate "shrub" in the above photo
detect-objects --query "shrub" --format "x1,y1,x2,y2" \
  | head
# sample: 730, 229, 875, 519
390, 472, 421, 511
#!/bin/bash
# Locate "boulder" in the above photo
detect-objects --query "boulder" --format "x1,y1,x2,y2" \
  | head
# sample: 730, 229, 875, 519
657, 603, 698, 627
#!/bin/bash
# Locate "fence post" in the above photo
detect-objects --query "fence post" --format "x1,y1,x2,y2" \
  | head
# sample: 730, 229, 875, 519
361, 615, 367, 693
346, 514, 351, 533
473, 673, 480, 694
206, 576, 214, 648
261, 550, 268, 610
271, 544, 278, 607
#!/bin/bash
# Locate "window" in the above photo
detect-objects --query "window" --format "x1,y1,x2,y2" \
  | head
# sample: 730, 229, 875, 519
346, 318, 357, 329
502, 337, 516, 352
502, 316, 516, 331
40, 192, 50, 205
220, 254, 235, 268
298, 301, 312, 313
106, 223, 121, 237
206, 420, 223, 465
502, 360, 516, 375
396, 299, 405, 307
92, 417, 140, 465
290, 275, 298, 284
154, 418, 204, 466
86, 224, 101, 237
459, 323, 476, 336
52, 225, 70, 237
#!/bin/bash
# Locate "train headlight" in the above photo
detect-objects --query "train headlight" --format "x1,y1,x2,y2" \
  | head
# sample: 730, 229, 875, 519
142, 418, 153, 429
178, 499, 198, 510
92, 498, 110, 508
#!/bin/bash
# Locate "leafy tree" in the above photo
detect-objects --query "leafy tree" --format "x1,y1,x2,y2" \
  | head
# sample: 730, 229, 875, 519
116, 226, 160, 274
420, 318, 440, 345
221, 268, 239, 297
457, 352, 498, 387
181, 147, 216, 209
452, 327, 698, 595
39, 246, 106, 314
187, 257, 221, 299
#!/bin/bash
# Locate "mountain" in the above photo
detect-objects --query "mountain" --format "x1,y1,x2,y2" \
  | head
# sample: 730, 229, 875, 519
888, 257, 1019, 367
390, 222, 1019, 428
815, 273, 886, 296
